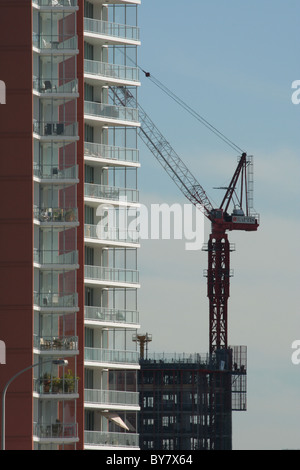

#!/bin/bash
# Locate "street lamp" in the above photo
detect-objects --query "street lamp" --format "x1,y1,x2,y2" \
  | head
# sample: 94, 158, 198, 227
1, 358, 68, 450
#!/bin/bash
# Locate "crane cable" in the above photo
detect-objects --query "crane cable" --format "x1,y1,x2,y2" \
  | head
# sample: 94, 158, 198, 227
114, 47, 245, 154
140, 69, 246, 155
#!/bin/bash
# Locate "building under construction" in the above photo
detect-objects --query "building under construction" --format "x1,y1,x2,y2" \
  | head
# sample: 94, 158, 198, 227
138, 346, 247, 450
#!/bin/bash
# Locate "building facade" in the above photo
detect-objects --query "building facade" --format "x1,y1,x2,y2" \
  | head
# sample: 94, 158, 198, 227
0, 0, 141, 450
138, 348, 247, 450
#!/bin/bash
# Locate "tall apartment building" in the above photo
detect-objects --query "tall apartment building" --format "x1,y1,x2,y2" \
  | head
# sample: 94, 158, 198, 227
0, 0, 141, 450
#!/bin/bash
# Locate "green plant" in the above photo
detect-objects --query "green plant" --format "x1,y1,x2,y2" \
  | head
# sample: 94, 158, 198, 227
64, 369, 79, 393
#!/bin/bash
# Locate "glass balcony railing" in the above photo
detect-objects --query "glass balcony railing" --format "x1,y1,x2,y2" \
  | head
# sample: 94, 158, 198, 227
34, 334, 78, 352
33, 164, 78, 180
34, 249, 78, 265
84, 100, 138, 124
33, 206, 78, 223
84, 265, 139, 285
34, 376, 79, 395
84, 224, 139, 244
84, 142, 139, 164
84, 59, 139, 83
33, 33, 78, 51
34, 291, 78, 308
84, 17, 140, 42
84, 305, 139, 325
84, 183, 139, 203
33, 422, 78, 440
84, 430, 139, 448
84, 347, 139, 365
33, 77, 78, 94
33, 120, 78, 138
84, 389, 139, 407
33, 0, 78, 7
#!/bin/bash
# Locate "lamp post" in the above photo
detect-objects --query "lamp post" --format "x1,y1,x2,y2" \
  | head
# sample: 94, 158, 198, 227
1, 358, 68, 450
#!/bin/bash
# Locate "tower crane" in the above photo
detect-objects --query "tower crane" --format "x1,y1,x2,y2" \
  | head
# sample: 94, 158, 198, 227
110, 86, 259, 356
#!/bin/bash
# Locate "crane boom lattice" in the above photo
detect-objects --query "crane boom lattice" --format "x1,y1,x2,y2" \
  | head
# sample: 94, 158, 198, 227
110, 86, 213, 217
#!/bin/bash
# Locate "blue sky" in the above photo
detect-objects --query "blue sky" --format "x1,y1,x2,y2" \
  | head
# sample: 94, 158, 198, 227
135, 0, 300, 450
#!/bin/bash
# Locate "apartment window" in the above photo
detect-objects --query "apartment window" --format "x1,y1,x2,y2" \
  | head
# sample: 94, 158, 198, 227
85, 410, 94, 431
85, 327, 94, 347
84, 1, 94, 19
84, 124, 94, 143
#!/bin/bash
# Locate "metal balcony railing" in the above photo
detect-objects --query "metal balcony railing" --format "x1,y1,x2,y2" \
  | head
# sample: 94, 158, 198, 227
84, 305, 139, 325
84, 17, 140, 42
84, 141, 139, 164
84, 264, 139, 285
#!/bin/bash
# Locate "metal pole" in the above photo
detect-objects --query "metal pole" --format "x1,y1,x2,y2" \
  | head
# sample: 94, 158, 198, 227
1, 359, 67, 450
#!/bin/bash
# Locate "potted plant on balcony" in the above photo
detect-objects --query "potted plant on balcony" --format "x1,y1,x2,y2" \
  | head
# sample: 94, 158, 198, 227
64, 369, 78, 393
52, 376, 63, 394
65, 209, 75, 222
43, 373, 51, 393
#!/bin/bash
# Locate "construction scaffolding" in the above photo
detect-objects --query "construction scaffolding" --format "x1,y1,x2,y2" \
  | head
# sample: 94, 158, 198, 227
138, 346, 247, 450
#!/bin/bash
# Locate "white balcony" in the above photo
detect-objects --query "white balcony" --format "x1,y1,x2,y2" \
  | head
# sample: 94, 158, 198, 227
34, 249, 79, 269
84, 389, 140, 411
84, 347, 140, 370
33, 422, 79, 444
34, 291, 78, 312
33, 33, 79, 54
84, 430, 139, 450
33, 120, 79, 142
33, 206, 79, 226
32, 0, 78, 9
84, 100, 139, 127
87, 0, 140, 5
84, 224, 139, 248
33, 77, 78, 98
84, 142, 139, 168
84, 17, 140, 46
84, 305, 140, 329
84, 264, 140, 288
84, 183, 139, 207
34, 335, 79, 356
84, 59, 140, 87
34, 377, 79, 399
33, 164, 79, 183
